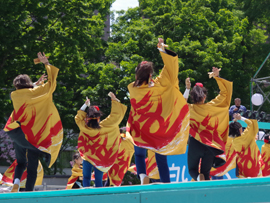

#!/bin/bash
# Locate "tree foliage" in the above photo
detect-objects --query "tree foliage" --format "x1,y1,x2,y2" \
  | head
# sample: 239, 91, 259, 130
0, 0, 114, 172
1, 0, 270, 174
106, 0, 268, 107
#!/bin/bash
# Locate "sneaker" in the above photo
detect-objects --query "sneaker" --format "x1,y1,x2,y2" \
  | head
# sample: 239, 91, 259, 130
199, 173, 205, 181
11, 184, 19, 193
142, 176, 150, 185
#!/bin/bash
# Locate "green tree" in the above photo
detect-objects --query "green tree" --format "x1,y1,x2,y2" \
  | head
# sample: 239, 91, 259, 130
0, 0, 113, 174
106, 0, 268, 108
234, 0, 270, 113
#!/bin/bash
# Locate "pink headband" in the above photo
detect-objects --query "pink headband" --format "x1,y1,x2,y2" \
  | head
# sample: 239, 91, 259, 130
195, 82, 203, 87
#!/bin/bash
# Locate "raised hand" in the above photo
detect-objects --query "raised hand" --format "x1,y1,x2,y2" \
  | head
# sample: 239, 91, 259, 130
35, 74, 47, 86
85, 97, 90, 107
185, 77, 191, 89
233, 113, 241, 121
208, 67, 221, 78
37, 52, 49, 65
157, 38, 168, 51
108, 92, 120, 102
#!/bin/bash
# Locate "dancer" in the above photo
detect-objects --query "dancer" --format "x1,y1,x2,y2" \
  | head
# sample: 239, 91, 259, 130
228, 113, 262, 178
210, 135, 237, 179
0, 160, 44, 191
3, 52, 63, 192
66, 152, 83, 189
76, 93, 127, 187
107, 127, 135, 186
185, 68, 233, 181
126, 38, 190, 184
128, 150, 160, 183
261, 135, 270, 176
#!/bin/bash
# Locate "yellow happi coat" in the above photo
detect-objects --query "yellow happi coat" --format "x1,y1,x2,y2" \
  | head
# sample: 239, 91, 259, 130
189, 77, 232, 167
128, 149, 160, 180
0, 160, 43, 187
127, 49, 190, 155
76, 101, 127, 172
4, 65, 63, 167
66, 163, 83, 189
233, 119, 262, 178
261, 143, 270, 176
146, 150, 160, 179
108, 133, 135, 186
210, 137, 237, 177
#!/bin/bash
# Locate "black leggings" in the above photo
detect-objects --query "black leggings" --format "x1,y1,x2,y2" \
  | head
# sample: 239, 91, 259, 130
188, 136, 215, 180
8, 127, 40, 191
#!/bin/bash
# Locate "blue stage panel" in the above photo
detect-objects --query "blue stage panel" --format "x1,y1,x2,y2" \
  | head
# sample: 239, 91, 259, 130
0, 193, 140, 203
1, 177, 270, 203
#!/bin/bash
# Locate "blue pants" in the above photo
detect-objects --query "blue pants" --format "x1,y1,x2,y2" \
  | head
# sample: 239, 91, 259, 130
134, 146, 170, 183
83, 160, 103, 187
212, 176, 224, 180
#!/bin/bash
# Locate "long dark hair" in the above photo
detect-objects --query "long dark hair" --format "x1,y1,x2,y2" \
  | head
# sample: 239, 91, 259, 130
229, 121, 242, 138
190, 85, 208, 104
133, 61, 154, 87
13, 74, 33, 89
86, 106, 102, 129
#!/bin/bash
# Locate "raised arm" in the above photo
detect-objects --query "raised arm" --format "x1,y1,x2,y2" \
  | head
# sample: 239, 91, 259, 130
183, 77, 191, 102
31, 52, 59, 97
233, 114, 258, 151
155, 38, 179, 86
75, 98, 90, 129
101, 93, 127, 127
207, 67, 233, 108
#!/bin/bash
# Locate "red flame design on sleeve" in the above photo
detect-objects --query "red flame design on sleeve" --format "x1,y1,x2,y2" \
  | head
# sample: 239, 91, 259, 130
190, 115, 226, 152
128, 91, 189, 149
1, 160, 17, 184
66, 177, 79, 186
210, 148, 237, 176
146, 155, 158, 176
11, 103, 62, 149
261, 152, 270, 176
1, 160, 28, 184
261, 151, 270, 176
78, 132, 119, 168
108, 149, 130, 186
237, 146, 261, 177
4, 117, 14, 131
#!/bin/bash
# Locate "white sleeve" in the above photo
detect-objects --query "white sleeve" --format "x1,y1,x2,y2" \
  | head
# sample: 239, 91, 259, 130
157, 47, 167, 53
241, 116, 246, 121
80, 104, 88, 111
183, 89, 190, 99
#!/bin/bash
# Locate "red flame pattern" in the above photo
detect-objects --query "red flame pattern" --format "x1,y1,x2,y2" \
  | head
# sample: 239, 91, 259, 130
261, 151, 270, 176
128, 90, 189, 149
190, 115, 227, 152
10, 103, 62, 149
237, 146, 261, 177
78, 132, 119, 168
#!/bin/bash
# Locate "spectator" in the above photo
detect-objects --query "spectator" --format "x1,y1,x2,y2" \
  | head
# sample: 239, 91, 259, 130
229, 98, 246, 119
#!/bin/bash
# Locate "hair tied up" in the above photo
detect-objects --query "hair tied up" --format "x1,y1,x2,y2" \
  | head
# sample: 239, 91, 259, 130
195, 82, 203, 87
94, 106, 100, 111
